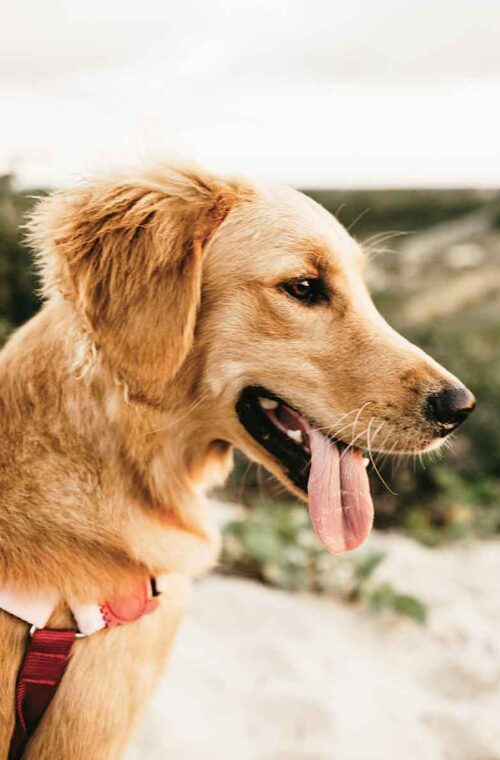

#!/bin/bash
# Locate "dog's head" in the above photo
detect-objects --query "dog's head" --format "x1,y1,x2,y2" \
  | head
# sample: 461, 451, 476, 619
31, 165, 475, 553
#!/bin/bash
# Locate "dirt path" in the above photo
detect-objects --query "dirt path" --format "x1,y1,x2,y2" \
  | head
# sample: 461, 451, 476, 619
127, 534, 500, 760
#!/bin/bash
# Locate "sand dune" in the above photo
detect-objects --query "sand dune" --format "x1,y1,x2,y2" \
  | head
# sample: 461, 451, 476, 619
127, 533, 500, 760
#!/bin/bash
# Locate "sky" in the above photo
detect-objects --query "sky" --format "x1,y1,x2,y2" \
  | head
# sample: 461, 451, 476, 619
2, 0, 500, 188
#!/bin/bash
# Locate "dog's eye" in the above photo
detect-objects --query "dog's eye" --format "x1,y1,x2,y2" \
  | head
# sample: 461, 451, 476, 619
281, 278, 326, 305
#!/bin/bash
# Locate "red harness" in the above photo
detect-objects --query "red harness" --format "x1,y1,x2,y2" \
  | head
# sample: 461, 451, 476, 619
5, 578, 161, 760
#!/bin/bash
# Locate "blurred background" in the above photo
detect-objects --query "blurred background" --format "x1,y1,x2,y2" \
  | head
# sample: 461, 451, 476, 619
2, 2, 500, 758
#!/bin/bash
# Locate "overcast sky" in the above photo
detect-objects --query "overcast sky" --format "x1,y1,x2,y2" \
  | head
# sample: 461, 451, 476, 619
2, 0, 500, 188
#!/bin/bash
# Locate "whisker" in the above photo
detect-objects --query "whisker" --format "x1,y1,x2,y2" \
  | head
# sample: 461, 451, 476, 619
145, 390, 211, 436
325, 418, 359, 441
373, 429, 393, 466
311, 405, 365, 434
256, 462, 265, 499
367, 418, 398, 496
334, 202, 346, 219
339, 425, 369, 461
362, 230, 413, 249
347, 207, 370, 233
365, 246, 401, 263
377, 437, 400, 470
238, 458, 255, 505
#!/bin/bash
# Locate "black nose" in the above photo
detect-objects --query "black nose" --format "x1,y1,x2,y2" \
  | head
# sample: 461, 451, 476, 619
426, 385, 476, 432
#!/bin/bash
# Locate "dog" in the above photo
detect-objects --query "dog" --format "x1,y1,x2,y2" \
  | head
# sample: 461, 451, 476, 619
0, 164, 475, 758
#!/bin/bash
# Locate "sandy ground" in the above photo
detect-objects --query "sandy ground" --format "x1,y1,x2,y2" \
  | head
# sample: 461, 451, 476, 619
126, 533, 500, 760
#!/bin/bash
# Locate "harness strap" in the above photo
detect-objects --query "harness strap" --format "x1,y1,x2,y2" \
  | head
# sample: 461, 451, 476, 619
9, 629, 76, 760
5, 577, 165, 759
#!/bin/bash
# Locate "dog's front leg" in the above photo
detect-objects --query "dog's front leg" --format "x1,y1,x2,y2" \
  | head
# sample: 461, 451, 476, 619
21, 583, 188, 760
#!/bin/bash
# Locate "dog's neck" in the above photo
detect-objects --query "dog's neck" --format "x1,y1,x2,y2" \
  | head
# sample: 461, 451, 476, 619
0, 302, 227, 598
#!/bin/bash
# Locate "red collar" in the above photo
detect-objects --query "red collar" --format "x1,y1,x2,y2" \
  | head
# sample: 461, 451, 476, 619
4, 577, 164, 760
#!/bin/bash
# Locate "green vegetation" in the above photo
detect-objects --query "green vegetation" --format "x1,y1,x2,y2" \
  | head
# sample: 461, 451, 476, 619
0, 175, 44, 342
221, 499, 427, 623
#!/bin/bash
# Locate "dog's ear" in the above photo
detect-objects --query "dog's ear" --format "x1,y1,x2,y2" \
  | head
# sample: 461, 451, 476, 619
30, 168, 246, 400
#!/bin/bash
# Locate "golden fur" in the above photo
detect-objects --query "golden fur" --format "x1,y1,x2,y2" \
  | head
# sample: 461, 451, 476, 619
0, 163, 464, 758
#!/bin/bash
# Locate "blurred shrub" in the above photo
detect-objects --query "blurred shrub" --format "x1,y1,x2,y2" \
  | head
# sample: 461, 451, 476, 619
221, 499, 427, 623
0, 175, 43, 339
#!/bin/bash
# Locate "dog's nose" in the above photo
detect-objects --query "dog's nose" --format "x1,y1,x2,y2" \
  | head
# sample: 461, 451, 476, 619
426, 384, 476, 431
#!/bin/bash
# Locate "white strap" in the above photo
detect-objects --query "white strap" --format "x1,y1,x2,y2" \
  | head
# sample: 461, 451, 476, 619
71, 602, 107, 636
0, 586, 59, 629
0, 586, 106, 635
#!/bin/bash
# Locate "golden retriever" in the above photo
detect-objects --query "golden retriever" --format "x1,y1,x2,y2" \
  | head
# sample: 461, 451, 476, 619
0, 164, 475, 758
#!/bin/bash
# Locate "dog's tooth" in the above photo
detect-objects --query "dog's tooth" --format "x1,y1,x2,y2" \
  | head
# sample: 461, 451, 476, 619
259, 398, 278, 410
363, 457, 370, 468
287, 429, 303, 444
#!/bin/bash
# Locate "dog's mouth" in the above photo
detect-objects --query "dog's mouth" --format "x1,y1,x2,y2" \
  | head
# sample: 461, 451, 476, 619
235, 387, 374, 554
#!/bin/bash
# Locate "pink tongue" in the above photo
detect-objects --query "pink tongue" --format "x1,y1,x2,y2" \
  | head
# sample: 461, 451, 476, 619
306, 426, 374, 553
